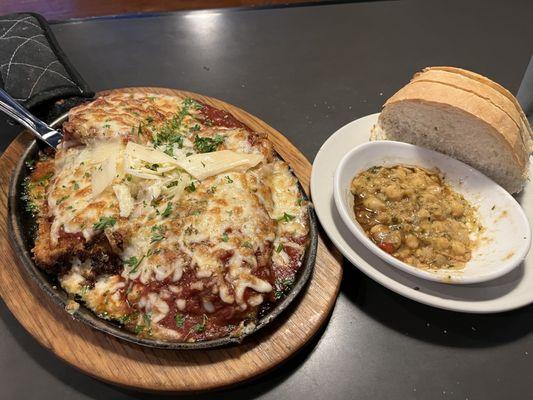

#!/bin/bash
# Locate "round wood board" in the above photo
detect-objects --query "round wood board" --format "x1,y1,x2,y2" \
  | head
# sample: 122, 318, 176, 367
0, 87, 342, 392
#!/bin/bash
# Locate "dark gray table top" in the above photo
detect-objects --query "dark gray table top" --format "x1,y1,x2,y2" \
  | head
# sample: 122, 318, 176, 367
2, 0, 533, 398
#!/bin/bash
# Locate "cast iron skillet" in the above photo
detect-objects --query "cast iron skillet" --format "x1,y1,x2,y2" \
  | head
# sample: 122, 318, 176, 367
7, 113, 318, 350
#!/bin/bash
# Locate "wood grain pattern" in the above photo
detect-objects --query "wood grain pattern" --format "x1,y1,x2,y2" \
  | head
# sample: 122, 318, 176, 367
0, 88, 342, 392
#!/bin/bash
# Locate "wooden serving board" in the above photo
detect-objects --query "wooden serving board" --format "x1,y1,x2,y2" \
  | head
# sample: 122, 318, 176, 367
0, 88, 342, 392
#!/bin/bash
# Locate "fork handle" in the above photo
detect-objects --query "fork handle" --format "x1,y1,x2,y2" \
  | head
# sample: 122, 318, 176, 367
0, 88, 59, 147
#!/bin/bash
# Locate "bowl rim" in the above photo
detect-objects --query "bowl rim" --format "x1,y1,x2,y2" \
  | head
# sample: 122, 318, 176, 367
333, 140, 532, 285
8, 113, 318, 350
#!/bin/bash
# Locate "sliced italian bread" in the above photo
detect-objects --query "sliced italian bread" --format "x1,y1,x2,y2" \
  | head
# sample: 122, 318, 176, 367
376, 68, 532, 193
413, 67, 533, 153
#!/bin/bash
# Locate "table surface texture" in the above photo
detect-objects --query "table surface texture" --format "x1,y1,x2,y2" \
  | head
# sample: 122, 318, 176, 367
1, 0, 533, 399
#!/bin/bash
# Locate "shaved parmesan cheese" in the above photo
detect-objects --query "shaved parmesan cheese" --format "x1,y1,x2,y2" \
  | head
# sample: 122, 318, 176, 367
113, 184, 134, 217
124, 141, 178, 179
126, 141, 177, 165
178, 150, 263, 180
92, 151, 118, 197
125, 141, 263, 181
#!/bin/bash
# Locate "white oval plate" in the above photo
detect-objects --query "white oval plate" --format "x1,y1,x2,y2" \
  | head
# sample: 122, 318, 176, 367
311, 113, 533, 313
333, 141, 531, 284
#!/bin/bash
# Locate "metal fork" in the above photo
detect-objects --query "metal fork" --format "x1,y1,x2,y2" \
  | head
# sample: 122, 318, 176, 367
0, 88, 62, 148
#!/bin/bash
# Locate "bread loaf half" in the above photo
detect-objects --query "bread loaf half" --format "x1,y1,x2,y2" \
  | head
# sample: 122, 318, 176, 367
375, 66, 533, 193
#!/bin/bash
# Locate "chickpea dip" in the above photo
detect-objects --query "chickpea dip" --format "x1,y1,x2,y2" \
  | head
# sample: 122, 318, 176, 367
351, 165, 482, 270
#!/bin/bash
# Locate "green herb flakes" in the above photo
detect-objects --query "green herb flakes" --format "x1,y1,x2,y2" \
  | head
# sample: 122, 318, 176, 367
277, 212, 295, 223
127, 255, 145, 274
185, 181, 196, 193
194, 134, 224, 153
56, 195, 69, 205
161, 202, 173, 218
93, 216, 116, 230
175, 314, 185, 328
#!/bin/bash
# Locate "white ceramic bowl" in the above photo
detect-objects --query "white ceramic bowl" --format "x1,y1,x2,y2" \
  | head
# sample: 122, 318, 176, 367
333, 140, 531, 284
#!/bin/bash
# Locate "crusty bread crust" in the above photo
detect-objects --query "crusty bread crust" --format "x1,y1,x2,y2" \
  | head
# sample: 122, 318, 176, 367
384, 80, 528, 171
412, 70, 523, 135
426, 66, 533, 153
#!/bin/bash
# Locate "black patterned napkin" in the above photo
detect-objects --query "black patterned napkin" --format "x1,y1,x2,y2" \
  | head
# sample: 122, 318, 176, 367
0, 12, 94, 119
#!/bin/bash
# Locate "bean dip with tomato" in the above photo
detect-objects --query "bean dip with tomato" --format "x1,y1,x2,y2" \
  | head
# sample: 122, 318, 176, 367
351, 165, 481, 270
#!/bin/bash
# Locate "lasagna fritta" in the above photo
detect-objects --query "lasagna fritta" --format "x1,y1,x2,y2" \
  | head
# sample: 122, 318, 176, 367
24, 92, 310, 342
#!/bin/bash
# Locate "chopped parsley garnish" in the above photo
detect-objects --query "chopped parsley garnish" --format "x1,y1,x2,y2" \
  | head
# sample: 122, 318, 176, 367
191, 209, 202, 216
221, 233, 229, 242
191, 124, 201, 132
185, 181, 196, 193
296, 198, 304, 206
150, 225, 165, 243
184, 97, 203, 110
56, 195, 69, 205
193, 134, 224, 153
93, 216, 116, 230
163, 145, 175, 156
276, 243, 284, 253
73, 182, 80, 190
207, 185, 217, 194
118, 314, 131, 324
25, 159, 36, 170
277, 212, 295, 223
225, 175, 233, 183
124, 256, 138, 266
193, 323, 205, 333
367, 166, 382, 174
166, 180, 179, 188
143, 313, 152, 327
134, 313, 152, 335
126, 255, 145, 274
152, 98, 199, 147
274, 277, 295, 300
242, 241, 253, 249
80, 285, 90, 296
282, 278, 295, 287
37, 172, 54, 186
151, 233, 164, 243
175, 314, 185, 328
161, 202, 173, 217
22, 190, 38, 215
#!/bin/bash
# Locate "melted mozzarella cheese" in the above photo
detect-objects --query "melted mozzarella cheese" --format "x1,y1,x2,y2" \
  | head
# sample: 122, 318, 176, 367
42, 92, 310, 339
